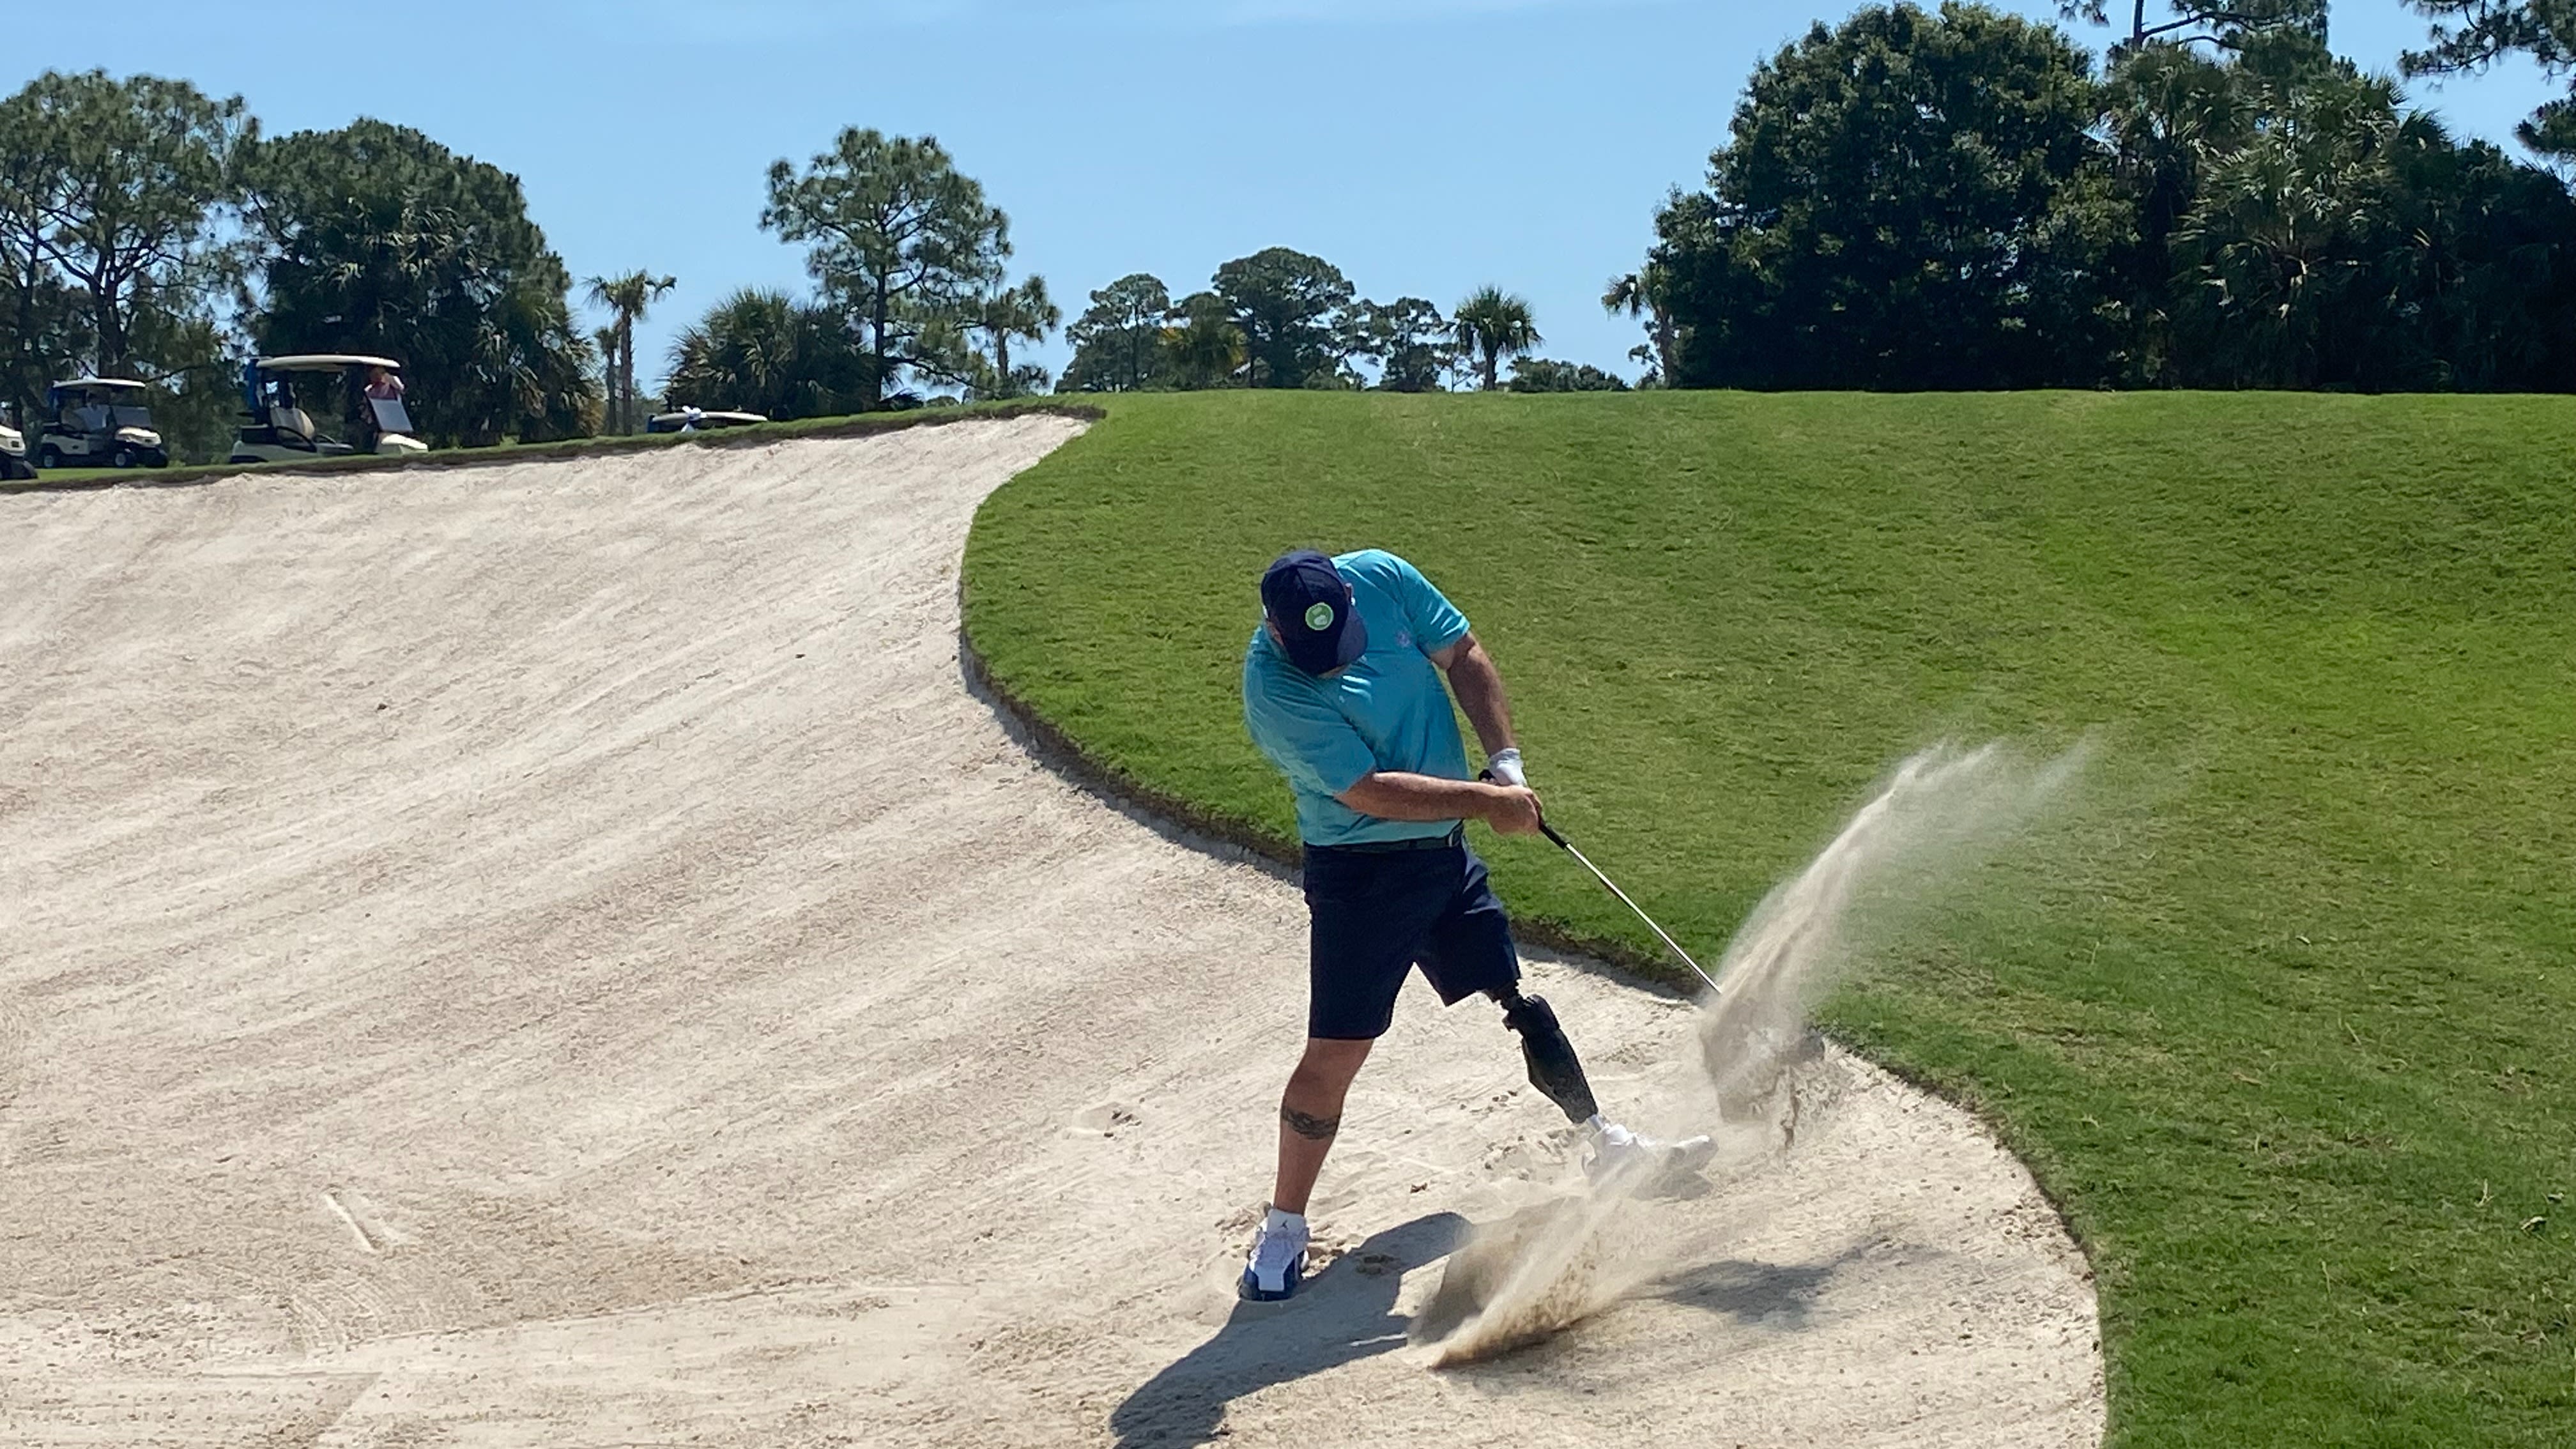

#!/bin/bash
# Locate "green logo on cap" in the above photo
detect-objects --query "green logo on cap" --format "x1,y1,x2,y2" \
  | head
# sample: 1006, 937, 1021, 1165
1304, 602, 1335, 632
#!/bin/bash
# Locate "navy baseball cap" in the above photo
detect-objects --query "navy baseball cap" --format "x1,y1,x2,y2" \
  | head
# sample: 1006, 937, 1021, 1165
1261, 549, 1368, 675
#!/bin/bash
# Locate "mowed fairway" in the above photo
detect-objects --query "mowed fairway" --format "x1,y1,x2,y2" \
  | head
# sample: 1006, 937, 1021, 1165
963, 391, 2576, 1446
0, 420, 2101, 1446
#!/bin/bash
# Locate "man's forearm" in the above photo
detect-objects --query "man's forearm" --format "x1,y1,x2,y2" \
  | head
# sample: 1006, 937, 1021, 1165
1444, 638, 1517, 758
1338, 771, 1513, 823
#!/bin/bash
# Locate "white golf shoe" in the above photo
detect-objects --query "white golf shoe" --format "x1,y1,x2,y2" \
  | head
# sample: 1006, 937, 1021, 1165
1238, 1207, 1310, 1302
1583, 1117, 1716, 1186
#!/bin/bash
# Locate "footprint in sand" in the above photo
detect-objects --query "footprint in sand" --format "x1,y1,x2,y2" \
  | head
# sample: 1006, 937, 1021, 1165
1067, 1101, 1142, 1138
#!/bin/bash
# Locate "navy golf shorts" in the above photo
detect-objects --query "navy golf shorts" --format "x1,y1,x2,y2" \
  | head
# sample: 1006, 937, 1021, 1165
1300, 833, 1523, 1040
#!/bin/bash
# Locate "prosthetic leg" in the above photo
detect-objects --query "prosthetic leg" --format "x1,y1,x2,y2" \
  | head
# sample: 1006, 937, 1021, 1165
1491, 987, 1599, 1124
1492, 986, 1718, 1187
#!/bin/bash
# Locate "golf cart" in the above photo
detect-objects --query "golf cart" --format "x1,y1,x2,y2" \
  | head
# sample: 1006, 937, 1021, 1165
229, 355, 429, 464
37, 378, 168, 469
0, 402, 34, 480
645, 407, 767, 434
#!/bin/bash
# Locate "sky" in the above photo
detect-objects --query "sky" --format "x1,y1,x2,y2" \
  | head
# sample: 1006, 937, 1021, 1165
6, 1, 2562, 391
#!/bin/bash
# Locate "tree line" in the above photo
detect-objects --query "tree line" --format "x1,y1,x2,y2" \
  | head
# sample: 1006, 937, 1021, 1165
0, 70, 1621, 467
0, 72, 602, 459
1049, 260, 1620, 395
1622, 1, 2576, 392
12, 3, 2575, 466
677, 127, 1058, 414
0, 85, 1088, 463
669, 226, 1623, 405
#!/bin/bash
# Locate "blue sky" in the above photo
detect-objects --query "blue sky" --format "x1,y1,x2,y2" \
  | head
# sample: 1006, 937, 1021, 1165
7, 1, 2561, 390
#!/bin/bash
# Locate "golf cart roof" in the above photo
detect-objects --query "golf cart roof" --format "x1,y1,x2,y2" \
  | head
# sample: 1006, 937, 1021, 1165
256, 354, 404, 372
54, 377, 148, 391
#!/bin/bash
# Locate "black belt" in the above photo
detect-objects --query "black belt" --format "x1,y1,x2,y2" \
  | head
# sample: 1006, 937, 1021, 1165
1314, 825, 1464, 855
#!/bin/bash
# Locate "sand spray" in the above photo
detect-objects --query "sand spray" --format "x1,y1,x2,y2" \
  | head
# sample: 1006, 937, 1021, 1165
1415, 740, 2089, 1364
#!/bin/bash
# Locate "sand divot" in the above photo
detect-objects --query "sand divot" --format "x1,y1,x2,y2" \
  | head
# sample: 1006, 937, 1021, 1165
0, 420, 2103, 1447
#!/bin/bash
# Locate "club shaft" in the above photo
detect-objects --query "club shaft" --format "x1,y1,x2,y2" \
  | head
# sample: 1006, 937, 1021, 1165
1541, 824, 1722, 996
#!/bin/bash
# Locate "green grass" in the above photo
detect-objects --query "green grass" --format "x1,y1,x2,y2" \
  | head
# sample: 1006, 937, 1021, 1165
0, 397, 1100, 494
960, 390, 2576, 1446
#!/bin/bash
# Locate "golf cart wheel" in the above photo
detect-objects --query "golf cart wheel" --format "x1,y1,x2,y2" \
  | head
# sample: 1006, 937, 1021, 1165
36, 446, 60, 470
112, 445, 137, 469
145, 453, 168, 469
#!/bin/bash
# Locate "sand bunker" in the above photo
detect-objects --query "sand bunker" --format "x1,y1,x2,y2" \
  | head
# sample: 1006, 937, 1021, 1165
0, 420, 2103, 1446
1412, 742, 2090, 1368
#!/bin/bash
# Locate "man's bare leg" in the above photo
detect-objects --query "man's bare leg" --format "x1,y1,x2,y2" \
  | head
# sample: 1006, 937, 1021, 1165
1269, 1037, 1373, 1214
1243, 1037, 1373, 1300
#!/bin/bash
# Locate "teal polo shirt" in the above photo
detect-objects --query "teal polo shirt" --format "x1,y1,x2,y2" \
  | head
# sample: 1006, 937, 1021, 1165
1243, 549, 1474, 847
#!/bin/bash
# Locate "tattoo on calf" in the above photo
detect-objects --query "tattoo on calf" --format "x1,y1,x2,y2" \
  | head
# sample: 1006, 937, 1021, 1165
1280, 1105, 1341, 1141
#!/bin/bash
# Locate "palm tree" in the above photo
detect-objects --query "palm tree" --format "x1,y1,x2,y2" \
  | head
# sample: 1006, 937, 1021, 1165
970, 276, 1061, 399
2171, 72, 2399, 388
1452, 287, 1541, 391
584, 270, 677, 434
664, 288, 875, 421
1602, 266, 1676, 384
1162, 292, 1247, 390
592, 324, 622, 420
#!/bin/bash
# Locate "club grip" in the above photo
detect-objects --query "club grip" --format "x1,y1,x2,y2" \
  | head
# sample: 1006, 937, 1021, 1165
1479, 769, 1569, 850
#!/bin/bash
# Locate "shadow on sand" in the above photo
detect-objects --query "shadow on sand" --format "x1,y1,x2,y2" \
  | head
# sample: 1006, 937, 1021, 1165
1107, 1212, 1469, 1448
1641, 1242, 1867, 1330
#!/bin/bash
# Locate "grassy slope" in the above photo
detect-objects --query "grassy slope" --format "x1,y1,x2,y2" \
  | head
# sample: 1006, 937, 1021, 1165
962, 390, 2576, 1446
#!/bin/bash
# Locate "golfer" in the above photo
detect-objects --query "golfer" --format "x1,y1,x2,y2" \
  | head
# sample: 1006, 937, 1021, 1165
1238, 548, 1706, 1301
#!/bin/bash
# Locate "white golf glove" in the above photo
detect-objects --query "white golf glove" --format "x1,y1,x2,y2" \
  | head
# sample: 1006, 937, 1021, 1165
1485, 747, 1527, 788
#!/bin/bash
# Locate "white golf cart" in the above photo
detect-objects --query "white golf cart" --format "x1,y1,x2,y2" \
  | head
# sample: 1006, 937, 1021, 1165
0, 401, 34, 480
37, 378, 169, 469
229, 355, 429, 464
645, 407, 767, 434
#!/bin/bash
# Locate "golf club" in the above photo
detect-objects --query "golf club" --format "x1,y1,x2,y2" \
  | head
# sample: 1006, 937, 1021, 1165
1484, 770, 1721, 996
1540, 821, 1722, 997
